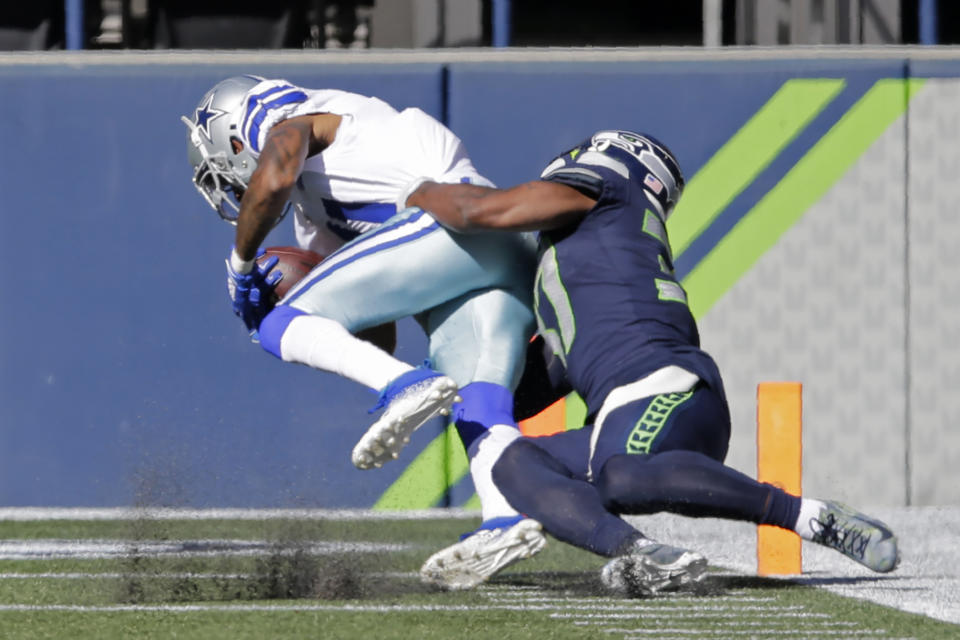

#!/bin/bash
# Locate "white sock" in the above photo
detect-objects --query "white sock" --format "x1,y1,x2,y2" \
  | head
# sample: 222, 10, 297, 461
280, 315, 412, 391
793, 498, 827, 541
469, 424, 522, 522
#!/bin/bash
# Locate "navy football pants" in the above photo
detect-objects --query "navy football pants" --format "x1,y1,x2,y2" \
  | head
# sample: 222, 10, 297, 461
492, 383, 801, 557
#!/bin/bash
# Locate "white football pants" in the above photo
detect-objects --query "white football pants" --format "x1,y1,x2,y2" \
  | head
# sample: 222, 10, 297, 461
280, 206, 537, 390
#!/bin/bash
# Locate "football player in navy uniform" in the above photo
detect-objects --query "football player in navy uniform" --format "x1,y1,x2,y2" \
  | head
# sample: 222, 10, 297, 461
403, 130, 900, 594
182, 76, 546, 577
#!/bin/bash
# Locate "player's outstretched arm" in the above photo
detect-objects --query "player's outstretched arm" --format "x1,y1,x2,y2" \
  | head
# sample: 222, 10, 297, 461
406, 180, 596, 232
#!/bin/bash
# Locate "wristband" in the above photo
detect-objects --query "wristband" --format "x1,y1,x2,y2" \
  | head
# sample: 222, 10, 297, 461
229, 247, 256, 275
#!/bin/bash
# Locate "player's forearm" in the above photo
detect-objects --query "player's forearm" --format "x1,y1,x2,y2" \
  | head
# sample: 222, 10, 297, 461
233, 177, 294, 260
406, 182, 494, 232
410, 180, 594, 232
234, 123, 309, 260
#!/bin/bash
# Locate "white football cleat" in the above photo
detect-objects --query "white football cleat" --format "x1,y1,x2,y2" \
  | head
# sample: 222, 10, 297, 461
601, 539, 707, 597
420, 517, 547, 590
352, 368, 460, 470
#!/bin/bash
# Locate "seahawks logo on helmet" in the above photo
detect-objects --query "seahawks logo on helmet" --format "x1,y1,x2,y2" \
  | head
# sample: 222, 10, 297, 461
588, 130, 685, 219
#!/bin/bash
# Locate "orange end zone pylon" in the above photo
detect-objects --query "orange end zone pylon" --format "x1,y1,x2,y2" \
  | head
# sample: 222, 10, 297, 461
756, 381, 803, 576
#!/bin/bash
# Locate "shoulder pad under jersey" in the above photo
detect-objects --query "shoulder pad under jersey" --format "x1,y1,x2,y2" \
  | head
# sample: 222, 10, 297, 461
236, 79, 310, 155
540, 130, 685, 218
539, 140, 610, 200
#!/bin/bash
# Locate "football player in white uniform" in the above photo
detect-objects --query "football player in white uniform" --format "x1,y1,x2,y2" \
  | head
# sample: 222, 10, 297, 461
182, 76, 546, 579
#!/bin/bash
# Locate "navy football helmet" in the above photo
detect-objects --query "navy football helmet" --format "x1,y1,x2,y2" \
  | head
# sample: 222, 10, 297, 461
589, 130, 685, 219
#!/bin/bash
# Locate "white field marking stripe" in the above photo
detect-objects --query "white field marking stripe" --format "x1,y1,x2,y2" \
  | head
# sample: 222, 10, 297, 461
0, 539, 414, 560
474, 603, 788, 613
0, 604, 912, 637
484, 585, 544, 590
572, 612, 832, 620
0, 571, 420, 581
620, 637, 916, 640
623, 630, 896, 637
0, 573, 250, 580
486, 599, 783, 608
0, 604, 718, 613
568, 615, 859, 626
550, 605, 812, 618
486, 595, 779, 604
550, 606, 809, 616
0, 507, 478, 521
611, 630, 894, 637
646, 591, 771, 600
661, 621, 861, 628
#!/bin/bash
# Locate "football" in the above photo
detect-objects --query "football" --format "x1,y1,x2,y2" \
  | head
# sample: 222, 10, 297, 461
256, 245, 396, 354
256, 246, 325, 302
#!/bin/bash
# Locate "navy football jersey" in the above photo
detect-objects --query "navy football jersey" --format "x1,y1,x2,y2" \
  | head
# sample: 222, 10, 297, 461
535, 130, 725, 416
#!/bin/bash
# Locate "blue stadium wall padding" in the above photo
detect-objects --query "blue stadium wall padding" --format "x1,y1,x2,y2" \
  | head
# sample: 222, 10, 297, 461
0, 63, 444, 507
0, 55, 947, 507
445, 59, 907, 189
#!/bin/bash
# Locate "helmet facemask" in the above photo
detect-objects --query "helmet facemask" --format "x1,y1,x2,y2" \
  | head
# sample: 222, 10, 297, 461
182, 115, 250, 224
182, 75, 290, 227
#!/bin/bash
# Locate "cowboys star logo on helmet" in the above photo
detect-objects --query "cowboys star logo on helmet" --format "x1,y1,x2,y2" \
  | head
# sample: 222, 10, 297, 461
181, 75, 267, 224
193, 93, 228, 143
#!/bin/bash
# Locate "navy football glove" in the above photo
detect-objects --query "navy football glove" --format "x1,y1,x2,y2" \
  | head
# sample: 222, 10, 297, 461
226, 248, 283, 339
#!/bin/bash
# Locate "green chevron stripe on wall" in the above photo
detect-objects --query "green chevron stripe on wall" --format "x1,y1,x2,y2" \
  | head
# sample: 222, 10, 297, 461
373, 423, 468, 511
669, 79, 846, 258
682, 78, 925, 320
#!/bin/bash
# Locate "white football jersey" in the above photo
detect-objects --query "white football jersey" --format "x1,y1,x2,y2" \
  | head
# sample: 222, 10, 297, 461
236, 79, 493, 256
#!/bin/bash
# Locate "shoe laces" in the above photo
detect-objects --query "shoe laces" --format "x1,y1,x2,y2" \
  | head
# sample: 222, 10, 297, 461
810, 512, 871, 560
458, 515, 525, 541
369, 363, 438, 413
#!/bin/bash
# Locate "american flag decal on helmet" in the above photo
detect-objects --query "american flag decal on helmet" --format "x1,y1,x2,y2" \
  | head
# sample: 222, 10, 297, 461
644, 173, 664, 195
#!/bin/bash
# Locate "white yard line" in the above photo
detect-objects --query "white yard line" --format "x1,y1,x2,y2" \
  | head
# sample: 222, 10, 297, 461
612, 630, 904, 637
0, 507, 477, 522
0, 576, 910, 639
0, 573, 249, 579
0, 571, 421, 581
0, 539, 415, 560
0, 603, 572, 612
492, 587, 889, 638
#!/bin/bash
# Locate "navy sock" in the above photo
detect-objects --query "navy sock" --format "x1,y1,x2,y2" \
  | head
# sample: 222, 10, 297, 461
758, 485, 803, 529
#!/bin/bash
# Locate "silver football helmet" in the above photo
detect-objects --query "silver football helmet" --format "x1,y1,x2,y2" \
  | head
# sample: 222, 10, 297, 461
181, 75, 265, 224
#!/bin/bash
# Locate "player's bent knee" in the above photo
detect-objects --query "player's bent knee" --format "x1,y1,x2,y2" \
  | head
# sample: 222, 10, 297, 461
491, 439, 541, 501
596, 454, 658, 512
258, 305, 307, 358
